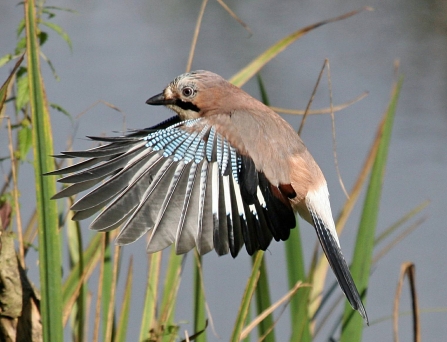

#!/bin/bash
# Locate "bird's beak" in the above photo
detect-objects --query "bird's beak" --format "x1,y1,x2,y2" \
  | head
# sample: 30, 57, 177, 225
146, 92, 175, 106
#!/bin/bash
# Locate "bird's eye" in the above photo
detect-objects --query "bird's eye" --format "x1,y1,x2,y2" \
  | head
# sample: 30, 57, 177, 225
182, 87, 194, 97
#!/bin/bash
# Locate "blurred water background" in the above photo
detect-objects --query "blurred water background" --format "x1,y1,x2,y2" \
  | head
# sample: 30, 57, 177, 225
1, 0, 446, 341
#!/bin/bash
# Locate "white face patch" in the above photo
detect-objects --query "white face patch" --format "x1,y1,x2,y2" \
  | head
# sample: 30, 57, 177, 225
166, 104, 200, 121
164, 87, 174, 99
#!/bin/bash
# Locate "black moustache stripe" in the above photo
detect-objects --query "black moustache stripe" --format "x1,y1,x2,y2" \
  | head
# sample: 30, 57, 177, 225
174, 99, 200, 112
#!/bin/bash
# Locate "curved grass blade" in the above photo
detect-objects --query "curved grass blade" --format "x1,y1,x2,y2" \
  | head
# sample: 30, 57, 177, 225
229, 8, 371, 88
340, 75, 403, 340
393, 262, 420, 342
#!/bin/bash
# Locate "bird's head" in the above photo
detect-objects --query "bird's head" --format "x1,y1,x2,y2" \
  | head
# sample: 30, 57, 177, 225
146, 70, 242, 120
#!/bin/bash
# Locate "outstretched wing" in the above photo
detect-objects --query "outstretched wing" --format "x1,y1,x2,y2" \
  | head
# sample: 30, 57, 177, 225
49, 116, 297, 257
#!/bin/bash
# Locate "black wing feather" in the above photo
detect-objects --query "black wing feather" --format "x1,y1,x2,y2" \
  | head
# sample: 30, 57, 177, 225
258, 172, 296, 241
238, 154, 258, 204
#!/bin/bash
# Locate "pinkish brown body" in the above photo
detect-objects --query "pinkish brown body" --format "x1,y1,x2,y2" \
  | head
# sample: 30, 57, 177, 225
51, 70, 368, 324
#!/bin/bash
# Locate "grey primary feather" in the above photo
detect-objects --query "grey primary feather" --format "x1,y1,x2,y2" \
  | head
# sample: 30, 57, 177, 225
89, 153, 164, 230
146, 162, 189, 253
195, 159, 214, 255
175, 161, 201, 254
51, 178, 104, 200
46, 157, 107, 176
51, 117, 297, 257
72, 200, 114, 221
70, 147, 155, 211
309, 209, 369, 324
116, 158, 176, 246
61, 142, 138, 158
58, 141, 147, 183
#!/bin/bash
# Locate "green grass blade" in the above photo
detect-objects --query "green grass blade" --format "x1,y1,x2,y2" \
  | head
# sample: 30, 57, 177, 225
104, 243, 121, 342
0, 53, 14, 69
230, 251, 263, 342
67, 215, 86, 341
285, 225, 311, 342
193, 253, 207, 342
253, 74, 275, 342
102, 233, 115, 339
254, 256, 275, 341
256, 73, 269, 105
139, 251, 162, 341
160, 248, 184, 342
24, 0, 62, 340
340, 76, 403, 340
229, 9, 368, 87
253, 256, 276, 342
242, 306, 251, 342
115, 257, 133, 342
315, 203, 426, 336
41, 21, 73, 51
16, 67, 30, 111
310, 106, 383, 321
258, 73, 309, 341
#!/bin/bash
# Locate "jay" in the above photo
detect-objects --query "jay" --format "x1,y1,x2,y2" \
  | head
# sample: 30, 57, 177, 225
50, 70, 368, 323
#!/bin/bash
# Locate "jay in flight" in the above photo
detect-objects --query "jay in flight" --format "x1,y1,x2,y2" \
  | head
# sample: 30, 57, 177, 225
50, 70, 368, 323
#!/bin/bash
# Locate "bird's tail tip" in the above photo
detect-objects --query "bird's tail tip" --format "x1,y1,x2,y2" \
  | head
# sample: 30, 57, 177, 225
358, 303, 369, 326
